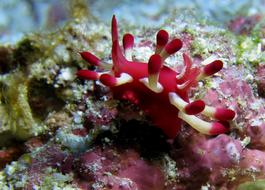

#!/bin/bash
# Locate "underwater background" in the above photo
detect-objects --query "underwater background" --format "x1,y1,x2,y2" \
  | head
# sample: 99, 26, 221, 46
1, 0, 265, 43
0, 0, 265, 189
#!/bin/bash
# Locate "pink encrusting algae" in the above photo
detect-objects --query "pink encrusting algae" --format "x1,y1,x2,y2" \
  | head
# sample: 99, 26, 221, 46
77, 16, 235, 138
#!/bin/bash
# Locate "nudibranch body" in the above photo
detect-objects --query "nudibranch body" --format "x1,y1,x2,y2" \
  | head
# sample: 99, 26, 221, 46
77, 16, 235, 138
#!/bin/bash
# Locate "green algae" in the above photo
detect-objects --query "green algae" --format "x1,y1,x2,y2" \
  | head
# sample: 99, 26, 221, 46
0, 160, 28, 190
0, 72, 46, 144
235, 35, 265, 66
237, 180, 265, 190
37, 168, 78, 190
0, 161, 78, 190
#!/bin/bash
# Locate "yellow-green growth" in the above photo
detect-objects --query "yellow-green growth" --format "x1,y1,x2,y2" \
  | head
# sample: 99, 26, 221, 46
0, 72, 45, 145
237, 180, 265, 190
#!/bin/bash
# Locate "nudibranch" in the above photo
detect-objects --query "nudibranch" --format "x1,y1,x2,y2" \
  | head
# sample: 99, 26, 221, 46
77, 16, 235, 138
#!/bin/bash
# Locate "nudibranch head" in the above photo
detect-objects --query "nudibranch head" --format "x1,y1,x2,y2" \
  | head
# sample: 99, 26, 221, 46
77, 16, 235, 138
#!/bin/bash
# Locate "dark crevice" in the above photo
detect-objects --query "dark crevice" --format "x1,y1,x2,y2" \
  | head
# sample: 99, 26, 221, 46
94, 119, 170, 159
28, 79, 65, 120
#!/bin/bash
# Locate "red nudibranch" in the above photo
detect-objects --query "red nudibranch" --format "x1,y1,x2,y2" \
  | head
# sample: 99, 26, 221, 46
77, 16, 235, 138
